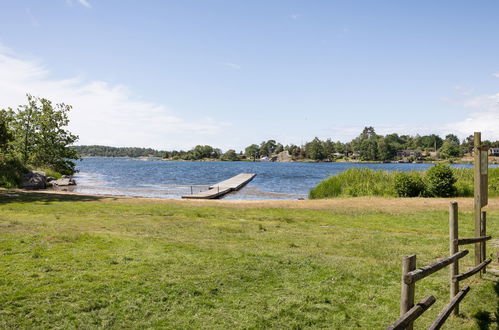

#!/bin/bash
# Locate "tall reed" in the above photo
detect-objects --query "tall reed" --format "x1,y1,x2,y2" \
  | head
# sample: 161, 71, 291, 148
309, 167, 499, 199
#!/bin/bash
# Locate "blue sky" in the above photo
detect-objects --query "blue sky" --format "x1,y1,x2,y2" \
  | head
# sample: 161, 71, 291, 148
1, 1, 498, 150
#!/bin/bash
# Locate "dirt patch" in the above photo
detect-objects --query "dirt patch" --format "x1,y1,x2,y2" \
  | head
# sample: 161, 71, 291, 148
5, 188, 499, 213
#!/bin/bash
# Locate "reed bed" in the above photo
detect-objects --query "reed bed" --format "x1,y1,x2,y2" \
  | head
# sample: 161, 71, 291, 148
309, 167, 499, 199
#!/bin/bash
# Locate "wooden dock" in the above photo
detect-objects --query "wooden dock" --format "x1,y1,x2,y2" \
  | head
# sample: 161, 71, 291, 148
182, 173, 256, 199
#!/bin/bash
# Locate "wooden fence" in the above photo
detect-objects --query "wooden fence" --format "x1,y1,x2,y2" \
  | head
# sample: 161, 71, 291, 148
386, 202, 492, 330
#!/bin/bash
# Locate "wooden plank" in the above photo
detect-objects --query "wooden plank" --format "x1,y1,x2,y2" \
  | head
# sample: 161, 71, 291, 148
387, 295, 436, 330
453, 259, 491, 282
404, 250, 468, 284
456, 236, 491, 246
400, 255, 416, 330
182, 173, 256, 199
210, 173, 256, 190
181, 187, 232, 199
428, 286, 470, 330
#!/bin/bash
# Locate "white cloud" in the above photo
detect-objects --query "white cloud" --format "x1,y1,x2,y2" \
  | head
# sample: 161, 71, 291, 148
493, 73, 499, 78
445, 92, 499, 140
289, 14, 300, 20
0, 48, 227, 149
78, 0, 92, 8
220, 62, 241, 69
66, 0, 92, 8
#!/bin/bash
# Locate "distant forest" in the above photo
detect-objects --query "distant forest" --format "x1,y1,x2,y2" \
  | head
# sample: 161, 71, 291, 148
73, 127, 499, 162
72, 145, 165, 158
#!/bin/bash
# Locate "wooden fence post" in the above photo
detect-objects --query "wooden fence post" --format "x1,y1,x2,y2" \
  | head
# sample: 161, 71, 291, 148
401, 254, 416, 330
449, 202, 459, 316
474, 132, 482, 267
481, 211, 487, 274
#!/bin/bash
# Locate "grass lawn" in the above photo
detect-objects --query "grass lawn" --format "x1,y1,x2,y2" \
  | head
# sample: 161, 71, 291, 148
0, 192, 498, 329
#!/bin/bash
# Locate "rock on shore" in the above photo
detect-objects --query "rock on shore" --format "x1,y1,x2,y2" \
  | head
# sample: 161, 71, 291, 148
22, 171, 76, 190
52, 177, 76, 186
22, 171, 47, 189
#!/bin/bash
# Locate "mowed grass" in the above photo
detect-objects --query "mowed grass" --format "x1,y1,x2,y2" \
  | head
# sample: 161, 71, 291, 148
0, 193, 498, 329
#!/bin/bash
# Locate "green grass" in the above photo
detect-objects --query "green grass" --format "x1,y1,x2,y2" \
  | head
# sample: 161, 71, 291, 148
0, 193, 497, 329
309, 167, 499, 199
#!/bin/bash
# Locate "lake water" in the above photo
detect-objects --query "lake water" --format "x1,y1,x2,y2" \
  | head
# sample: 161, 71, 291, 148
70, 158, 488, 200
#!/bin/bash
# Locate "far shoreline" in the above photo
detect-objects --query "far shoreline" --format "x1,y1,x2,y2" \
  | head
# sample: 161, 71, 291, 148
76, 156, 493, 165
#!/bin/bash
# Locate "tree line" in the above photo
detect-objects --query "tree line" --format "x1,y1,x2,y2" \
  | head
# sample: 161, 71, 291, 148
73, 126, 499, 162
73, 145, 165, 158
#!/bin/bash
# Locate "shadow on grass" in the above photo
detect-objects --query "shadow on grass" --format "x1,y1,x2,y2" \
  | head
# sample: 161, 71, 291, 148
473, 281, 499, 330
0, 190, 112, 205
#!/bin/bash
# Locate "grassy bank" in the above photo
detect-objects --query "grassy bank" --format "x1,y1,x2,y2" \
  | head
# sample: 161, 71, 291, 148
0, 162, 63, 188
309, 167, 499, 199
0, 192, 498, 328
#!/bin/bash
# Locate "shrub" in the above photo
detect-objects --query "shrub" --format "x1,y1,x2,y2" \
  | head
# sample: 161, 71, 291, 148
393, 172, 425, 197
0, 158, 27, 188
425, 164, 456, 197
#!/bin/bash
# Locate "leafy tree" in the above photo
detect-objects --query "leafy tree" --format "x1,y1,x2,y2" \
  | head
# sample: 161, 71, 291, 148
352, 127, 380, 160
10, 95, 79, 174
222, 149, 239, 161
305, 137, 325, 160
192, 145, 214, 159
245, 144, 260, 160
322, 139, 335, 160
439, 140, 461, 159
445, 134, 460, 146
275, 143, 284, 154
439, 134, 462, 159
0, 109, 14, 153
377, 137, 396, 161
12, 95, 38, 164
414, 134, 443, 150
461, 135, 474, 154
259, 140, 277, 157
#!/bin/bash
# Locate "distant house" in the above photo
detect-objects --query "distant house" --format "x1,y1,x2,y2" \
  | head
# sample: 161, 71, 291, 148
396, 150, 415, 158
490, 148, 499, 156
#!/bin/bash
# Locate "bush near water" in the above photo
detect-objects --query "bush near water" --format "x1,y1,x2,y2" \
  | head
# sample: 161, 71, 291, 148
309, 165, 499, 199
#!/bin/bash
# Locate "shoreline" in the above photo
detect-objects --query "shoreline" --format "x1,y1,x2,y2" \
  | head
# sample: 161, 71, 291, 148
78, 156, 499, 165
3, 188, 499, 212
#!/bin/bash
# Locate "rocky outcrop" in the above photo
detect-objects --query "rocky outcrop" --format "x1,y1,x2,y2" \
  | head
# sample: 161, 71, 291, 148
276, 150, 291, 162
22, 171, 46, 190
52, 177, 76, 186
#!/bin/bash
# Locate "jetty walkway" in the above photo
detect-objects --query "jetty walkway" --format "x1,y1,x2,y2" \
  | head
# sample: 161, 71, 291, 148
181, 173, 256, 199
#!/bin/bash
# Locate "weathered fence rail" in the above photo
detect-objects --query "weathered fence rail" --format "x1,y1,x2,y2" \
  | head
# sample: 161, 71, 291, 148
456, 236, 491, 246
453, 259, 491, 282
386, 295, 436, 330
404, 250, 468, 285
386, 202, 492, 329
427, 286, 470, 330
